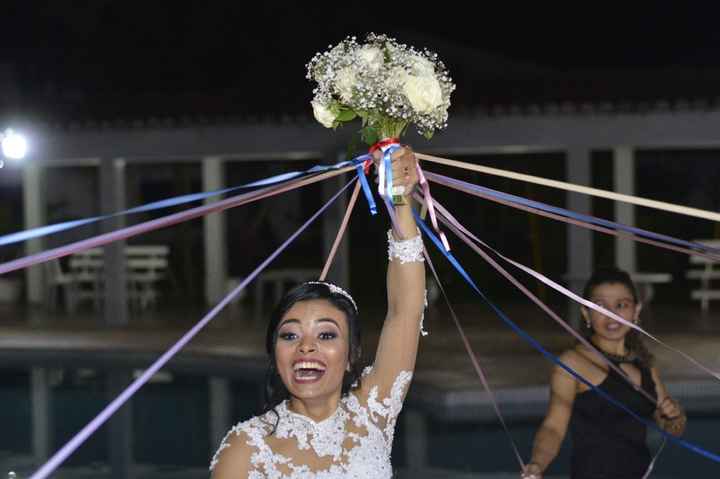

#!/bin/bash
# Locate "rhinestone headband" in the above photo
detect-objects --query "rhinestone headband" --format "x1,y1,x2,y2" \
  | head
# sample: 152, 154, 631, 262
305, 281, 358, 313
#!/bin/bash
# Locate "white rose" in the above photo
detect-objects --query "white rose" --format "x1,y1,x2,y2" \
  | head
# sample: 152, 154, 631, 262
334, 67, 356, 103
384, 66, 409, 90
403, 75, 444, 113
410, 55, 435, 77
357, 46, 384, 72
311, 101, 337, 128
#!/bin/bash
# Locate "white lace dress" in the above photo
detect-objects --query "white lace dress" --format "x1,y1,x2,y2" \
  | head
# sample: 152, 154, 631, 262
210, 367, 413, 478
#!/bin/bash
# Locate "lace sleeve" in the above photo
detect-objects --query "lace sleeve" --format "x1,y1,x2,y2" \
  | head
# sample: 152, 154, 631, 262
210, 417, 277, 477
351, 366, 413, 445
209, 424, 254, 477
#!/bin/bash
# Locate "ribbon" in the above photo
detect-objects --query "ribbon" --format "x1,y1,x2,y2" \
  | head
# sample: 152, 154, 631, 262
0, 166, 355, 275
320, 180, 362, 280
368, 137, 400, 155
356, 159, 377, 215
369, 141, 449, 249
415, 163, 450, 251
0, 156, 369, 248
415, 210, 720, 466
424, 196, 665, 475
420, 176, 720, 382
417, 152, 720, 224
376, 140, 401, 199
431, 172, 720, 262
424, 250, 525, 468
416, 193, 657, 404
28, 178, 357, 479
426, 171, 720, 260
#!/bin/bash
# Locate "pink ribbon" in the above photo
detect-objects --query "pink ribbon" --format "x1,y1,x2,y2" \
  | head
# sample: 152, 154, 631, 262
424, 251, 526, 469
416, 163, 450, 251
418, 188, 720, 383
0, 166, 354, 276
418, 193, 657, 403
421, 193, 667, 479
320, 181, 362, 281
426, 170, 720, 263
28, 178, 356, 479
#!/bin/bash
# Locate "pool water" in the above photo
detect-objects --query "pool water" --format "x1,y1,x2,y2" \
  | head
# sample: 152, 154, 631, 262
1, 368, 717, 478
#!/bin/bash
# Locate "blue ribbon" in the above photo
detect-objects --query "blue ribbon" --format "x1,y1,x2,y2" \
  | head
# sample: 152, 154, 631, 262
382, 144, 401, 202
414, 210, 720, 465
430, 172, 720, 257
384, 148, 393, 201
356, 161, 377, 216
0, 156, 369, 247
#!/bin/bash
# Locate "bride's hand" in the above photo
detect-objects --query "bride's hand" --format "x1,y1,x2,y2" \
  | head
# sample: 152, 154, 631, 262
521, 463, 543, 479
371, 145, 418, 199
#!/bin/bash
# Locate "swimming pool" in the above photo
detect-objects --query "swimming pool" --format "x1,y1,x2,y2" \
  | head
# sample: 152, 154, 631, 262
1, 365, 717, 478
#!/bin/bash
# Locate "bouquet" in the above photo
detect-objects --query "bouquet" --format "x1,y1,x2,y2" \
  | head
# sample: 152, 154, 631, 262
306, 34, 454, 204
306, 33, 455, 146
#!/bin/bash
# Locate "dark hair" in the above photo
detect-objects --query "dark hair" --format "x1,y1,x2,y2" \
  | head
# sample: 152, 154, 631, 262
582, 268, 654, 367
262, 282, 363, 416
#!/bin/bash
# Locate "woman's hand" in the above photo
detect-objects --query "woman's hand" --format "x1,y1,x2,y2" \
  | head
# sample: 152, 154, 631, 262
521, 463, 543, 479
651, 369, 687, 437
655, 395, 686, 436
657, 396, 681, 420
372, 145, 419, 200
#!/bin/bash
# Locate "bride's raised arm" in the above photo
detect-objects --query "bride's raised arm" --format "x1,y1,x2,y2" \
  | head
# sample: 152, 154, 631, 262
361, 146, 426, 401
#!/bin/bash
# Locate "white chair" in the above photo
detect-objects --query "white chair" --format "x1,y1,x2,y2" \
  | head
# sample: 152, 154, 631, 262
68, 249, 104, 310
44, 259, 78, 313
686, 239, 720, 313
126, 245, 169, 310
65, 245, 170, 312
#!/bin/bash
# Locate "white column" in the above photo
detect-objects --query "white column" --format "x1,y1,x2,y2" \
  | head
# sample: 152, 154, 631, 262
209, 377, 232, 450
203, 157, 228, 305
566, 148, 593, 326
100, 158, 128, 326
22, 163, 46, 305
31, 368, 52, 463
321, 152, 350, 287
614, 146, 636, 273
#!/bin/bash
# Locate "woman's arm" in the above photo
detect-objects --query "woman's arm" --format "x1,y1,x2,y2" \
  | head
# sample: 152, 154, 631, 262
210, 431, 253, 479
363, 146, 425, 399
523, 351, 580, 478
651, 367, 686, 437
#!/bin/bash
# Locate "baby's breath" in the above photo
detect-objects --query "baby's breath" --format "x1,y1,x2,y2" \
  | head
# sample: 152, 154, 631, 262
306, 33, 455, 142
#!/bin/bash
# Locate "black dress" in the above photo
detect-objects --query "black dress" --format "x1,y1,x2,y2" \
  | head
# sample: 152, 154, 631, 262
569, 358, 657, 479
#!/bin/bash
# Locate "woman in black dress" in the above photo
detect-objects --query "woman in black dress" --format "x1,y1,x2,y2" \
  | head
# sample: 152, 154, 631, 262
522, 268, 686, 479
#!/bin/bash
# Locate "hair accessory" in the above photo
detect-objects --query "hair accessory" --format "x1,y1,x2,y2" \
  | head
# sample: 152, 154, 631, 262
306, 281, 358, 313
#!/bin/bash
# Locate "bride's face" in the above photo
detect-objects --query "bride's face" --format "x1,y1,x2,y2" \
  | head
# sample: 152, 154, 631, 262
275, 299, 350, 401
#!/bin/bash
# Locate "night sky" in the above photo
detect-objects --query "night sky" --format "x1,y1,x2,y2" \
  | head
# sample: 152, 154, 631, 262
3, 2, 720, 120
2, 3, 720, 303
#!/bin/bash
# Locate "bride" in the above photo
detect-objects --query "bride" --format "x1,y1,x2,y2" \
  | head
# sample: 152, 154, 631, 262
210, 146, 426, 478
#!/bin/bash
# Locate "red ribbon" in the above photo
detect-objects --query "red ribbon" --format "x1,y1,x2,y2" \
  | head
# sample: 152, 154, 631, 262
362, 159, 373, 175
368, 137, 400, 155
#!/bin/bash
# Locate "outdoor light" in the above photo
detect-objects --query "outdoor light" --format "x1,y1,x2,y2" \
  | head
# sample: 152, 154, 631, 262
1, 129, 28, 162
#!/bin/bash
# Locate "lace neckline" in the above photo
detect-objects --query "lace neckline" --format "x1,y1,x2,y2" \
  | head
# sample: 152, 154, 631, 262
209, 368, 414, 477
278, 399, 345, 428
274, 398, 349, 459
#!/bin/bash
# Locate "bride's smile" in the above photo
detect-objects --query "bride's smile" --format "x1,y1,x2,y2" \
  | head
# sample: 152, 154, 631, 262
276, 299, 350, 402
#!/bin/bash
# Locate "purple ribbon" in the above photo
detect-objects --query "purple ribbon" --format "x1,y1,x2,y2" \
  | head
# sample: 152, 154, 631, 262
28, 178, 356, 479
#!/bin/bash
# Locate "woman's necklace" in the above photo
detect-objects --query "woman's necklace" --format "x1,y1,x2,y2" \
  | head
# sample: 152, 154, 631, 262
591, 341, 636, 363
